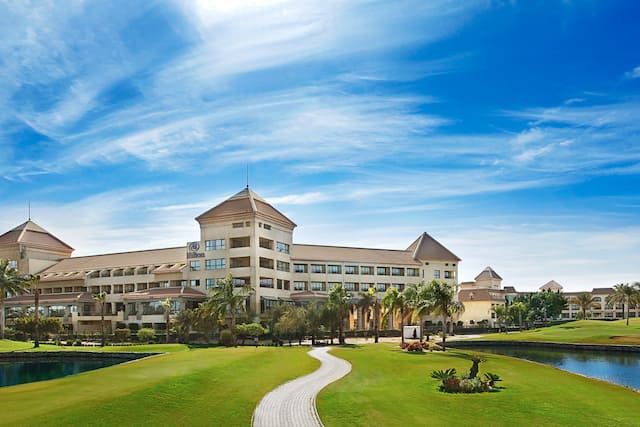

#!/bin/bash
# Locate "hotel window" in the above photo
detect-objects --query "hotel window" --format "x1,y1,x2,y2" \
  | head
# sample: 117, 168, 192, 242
206, 258, 226, 270
205, 278, 218, 289
311, 281, 324, 291
180, 280, 187, 287
406, 268, 419, 277
433, 270, 441, 279
190, 279, 200, 287
360, 266, 373, 275
277, 279, 290, 290
233, 278, 247, 286
311, 264, 325, 274
205, 239, 225, 251
276, 241, 290, 254
260, 277, 274, 288
391, 267, 404, 276
263, 224, 272, 230
277, 261, 290, 272
376, 267, 390, 276
294, 263, 308, 273
189, 260, 201, 271
344, 282, 356, 291
259, 237, 274, 250
294, 281, 307, 291
231, 236, 250, 248
444, 270, 453, 279
376, 283, 387, 292
345, 265, 358, 275
232, 222, 244, 228
8, 260, 18, 270
392, 283, 404, 291
360, 283, 373, 292
327, 264, 341, 274
328, 282, 341, 290
260, 257, 274, 269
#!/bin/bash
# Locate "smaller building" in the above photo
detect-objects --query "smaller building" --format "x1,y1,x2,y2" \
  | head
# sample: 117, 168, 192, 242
457, 267, 518, 326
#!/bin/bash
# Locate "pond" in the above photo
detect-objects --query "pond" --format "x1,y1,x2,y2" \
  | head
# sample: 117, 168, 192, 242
473, 346, 640, 391
1, 357, 124, 387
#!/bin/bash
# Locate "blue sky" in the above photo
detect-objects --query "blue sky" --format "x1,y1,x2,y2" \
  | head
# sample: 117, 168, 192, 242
1, 1, 639, 291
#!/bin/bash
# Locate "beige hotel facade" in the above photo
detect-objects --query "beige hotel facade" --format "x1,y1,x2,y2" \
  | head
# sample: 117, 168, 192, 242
1, 187, 460, 334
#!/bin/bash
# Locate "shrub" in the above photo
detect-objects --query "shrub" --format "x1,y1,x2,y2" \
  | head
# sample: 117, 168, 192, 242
431, 368, 457, 381
219, 329, 234, 347
114, 328, 131, 342
137, 328, 156, 343
406, 341, 424, 352
73, 339, 82, 346
484, 372, 502, 387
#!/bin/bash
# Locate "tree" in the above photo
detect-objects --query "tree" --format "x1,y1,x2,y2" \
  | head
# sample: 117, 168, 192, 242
275, 306, 307, 345
508, 301, 527, 331
357, 289, 375, 337
234, 322, 267, 345
174, 308, 198, 343
0, 260, 30, 339
573, 293, 596, 320
421, 280, 464, 352
94, 291, 107, 347
203, 274, 254, 334
29, 275, 41, 348
381, 286, 409, 347
491, 305, 509, 333
606, 283, 640, 327
161, 298, 172, 343
306, 302, 326, 345
328, 284, 352, 344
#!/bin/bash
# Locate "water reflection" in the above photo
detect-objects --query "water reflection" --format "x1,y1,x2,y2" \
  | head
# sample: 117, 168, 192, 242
475, 347, 640, 390
0, 359, 121, 387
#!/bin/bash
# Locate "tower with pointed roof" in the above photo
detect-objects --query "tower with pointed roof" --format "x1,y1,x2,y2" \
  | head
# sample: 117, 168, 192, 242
193, 187, 297, 315
0, 220, 73, 275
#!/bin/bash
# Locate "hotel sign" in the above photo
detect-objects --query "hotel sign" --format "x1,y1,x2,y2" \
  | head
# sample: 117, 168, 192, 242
187, 241, 205, 259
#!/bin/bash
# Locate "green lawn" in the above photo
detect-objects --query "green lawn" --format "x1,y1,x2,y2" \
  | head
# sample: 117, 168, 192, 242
0, 339, 188, 353
318, 344, 640, 427
0, 343, 318, 426
476, 319, 640, 345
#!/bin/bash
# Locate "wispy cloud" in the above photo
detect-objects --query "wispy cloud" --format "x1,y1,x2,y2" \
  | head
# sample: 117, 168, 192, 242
625, 66, 640, 79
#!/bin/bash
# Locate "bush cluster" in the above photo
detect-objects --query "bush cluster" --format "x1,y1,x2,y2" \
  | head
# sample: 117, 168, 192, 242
431, 356, 502, 394
400, 340, 442, 352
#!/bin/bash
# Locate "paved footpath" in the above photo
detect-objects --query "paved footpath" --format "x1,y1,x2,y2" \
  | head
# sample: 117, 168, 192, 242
252, 347, 352, 427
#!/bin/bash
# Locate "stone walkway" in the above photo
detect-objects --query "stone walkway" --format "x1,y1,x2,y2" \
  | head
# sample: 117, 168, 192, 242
252, 347, 352, 427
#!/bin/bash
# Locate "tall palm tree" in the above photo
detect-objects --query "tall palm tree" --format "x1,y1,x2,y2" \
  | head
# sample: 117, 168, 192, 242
606, 283, 640, 326
357, 289, 375, 335
328, 283, 352, 344
0, 260, 30, 339
573, 293, 596, 320
30, 275, 41, 348
203, 274, 254, 331
381, 287, 409, 347
94, 291, 107, 346
161, 297, 172, 344
421, 280, 464, 351
491, 304, 508, 333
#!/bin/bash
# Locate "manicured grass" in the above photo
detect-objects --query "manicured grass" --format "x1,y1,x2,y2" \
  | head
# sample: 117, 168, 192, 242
318, 344, 640, 427
0, 345, 318, 426
476, 319, 640, 345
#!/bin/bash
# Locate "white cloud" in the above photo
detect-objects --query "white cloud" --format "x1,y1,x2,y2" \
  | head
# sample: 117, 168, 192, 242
624, 66, 640, 79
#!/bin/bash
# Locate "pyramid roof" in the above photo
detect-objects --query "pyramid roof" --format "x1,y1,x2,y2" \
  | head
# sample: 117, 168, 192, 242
475, 266, 503, 281
0, 220, 74, 254
540, 280, 563, 291
406, 232, 460, 262
196, 187, 296, 229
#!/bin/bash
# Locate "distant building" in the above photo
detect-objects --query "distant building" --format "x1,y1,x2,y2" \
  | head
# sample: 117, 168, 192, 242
1, 187, 460, 334
457, 267, 518, 326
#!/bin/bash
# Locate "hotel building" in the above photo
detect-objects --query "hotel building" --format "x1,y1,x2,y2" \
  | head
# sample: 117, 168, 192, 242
1, 187, 460, 333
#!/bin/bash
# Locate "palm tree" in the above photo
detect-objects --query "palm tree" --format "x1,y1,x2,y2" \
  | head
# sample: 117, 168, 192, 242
606, 283, 640, 326
381, 286, 409, 347
328, 284, 352, 344
30, 275, 41, 348
203, 274, 254, 332
491, 304, 508, 333
508, 301, 527, 331
573, 293, 596, 320
94, 291, 107, 346
365, 287, 382, 343
357, 289, 375, 336
306, 302, 325, 345
421, 280, 464, 351
0, 260, 31, 339
161, 298, 172, 344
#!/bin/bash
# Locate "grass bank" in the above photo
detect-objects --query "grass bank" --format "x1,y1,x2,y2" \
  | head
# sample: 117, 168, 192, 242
475, 319, 640, 345
0, 339, 188, 353
318, 344, 640, 426
0, 343, 317, 426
